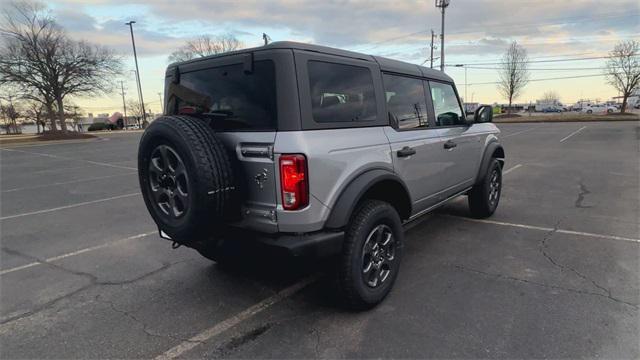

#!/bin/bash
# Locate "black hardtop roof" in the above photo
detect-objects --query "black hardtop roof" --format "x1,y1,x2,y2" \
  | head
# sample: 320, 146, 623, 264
166, 41, 453, 82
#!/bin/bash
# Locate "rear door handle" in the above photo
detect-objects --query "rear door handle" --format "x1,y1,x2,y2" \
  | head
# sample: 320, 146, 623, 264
443, 140, 457, 150
397, 146, 416, 158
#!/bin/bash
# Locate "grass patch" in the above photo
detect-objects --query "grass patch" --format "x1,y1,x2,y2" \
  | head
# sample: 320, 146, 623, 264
494, 113, 639, 123
0, 131, 96, 145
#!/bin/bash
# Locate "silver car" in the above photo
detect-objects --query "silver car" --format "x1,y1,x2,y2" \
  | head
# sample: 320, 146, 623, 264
138, 42, 504, 309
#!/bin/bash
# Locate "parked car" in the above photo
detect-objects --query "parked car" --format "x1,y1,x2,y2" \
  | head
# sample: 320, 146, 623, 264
582, 104, 617, 114
138, 42, 504, 309
542, 107, 562, 113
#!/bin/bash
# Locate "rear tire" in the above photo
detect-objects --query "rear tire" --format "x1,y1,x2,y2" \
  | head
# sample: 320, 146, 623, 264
338, 200, 403, 310
468, 158, 502, 218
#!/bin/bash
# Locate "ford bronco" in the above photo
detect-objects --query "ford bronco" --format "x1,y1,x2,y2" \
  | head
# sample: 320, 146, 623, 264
138, 42, 504, 309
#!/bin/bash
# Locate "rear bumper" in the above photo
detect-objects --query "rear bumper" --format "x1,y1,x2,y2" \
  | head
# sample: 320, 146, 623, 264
256, 230, 344, 257
159, 227, 344, 257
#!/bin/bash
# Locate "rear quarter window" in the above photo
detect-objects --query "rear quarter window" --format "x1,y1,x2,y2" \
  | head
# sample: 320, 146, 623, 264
166, 60, 277, 131
307, 61, 377, 123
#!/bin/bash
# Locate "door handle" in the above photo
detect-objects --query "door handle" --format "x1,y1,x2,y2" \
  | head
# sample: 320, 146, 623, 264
443, 140, 457, 150
397, 146, 416, 158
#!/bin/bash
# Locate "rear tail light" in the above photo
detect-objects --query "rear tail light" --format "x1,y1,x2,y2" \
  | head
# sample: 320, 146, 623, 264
279, 154, 308, 210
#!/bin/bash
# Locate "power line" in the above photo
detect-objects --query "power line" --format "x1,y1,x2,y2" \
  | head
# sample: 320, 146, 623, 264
347, 11, 639, 53
462, 66, 605, 71
447, 56, 617, 66
349, 30, 426, 52
374, 32, 638, 58
447, 12, 639, 36
461, 73, 609, 86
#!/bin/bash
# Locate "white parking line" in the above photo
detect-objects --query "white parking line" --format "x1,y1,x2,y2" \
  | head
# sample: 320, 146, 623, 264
559, 126, 587, 142
503, 164, 523, 175
0, 147, 137, 170
155, 274, 320, 360
0, 193, 141, 221
0, 232, 155, 276
503, 128, 534, 138
2, 172, 137, 193
447, 215, 640, 243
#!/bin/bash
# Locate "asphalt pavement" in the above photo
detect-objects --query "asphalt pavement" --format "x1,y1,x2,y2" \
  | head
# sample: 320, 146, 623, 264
0, 122, 638, 359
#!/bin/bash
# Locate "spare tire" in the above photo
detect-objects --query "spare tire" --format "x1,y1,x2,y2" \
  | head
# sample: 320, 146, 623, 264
138, 115, 237, 244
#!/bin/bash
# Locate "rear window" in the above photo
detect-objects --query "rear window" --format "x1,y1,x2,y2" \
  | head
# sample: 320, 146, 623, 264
307, 61, 377, 123
167, 60, 276, 131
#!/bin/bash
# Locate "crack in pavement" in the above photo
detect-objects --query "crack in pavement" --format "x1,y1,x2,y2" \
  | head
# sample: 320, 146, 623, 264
533, 221, 638, 309
575, 179, 593, 209
95, 295, 202, 345
0, 255, 188, 326
313, 327, 321, 359
452, 264, 638, 310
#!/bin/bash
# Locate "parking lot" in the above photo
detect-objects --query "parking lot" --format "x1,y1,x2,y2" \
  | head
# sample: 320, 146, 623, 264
1, 121, 638, 359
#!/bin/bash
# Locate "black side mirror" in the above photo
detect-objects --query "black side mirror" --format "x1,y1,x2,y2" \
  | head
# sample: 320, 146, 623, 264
474, 105, 493, 123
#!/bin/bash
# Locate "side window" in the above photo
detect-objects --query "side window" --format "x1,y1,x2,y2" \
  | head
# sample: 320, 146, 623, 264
429, 82, 465, 126
307, 61, 377, 123
382, 73, 429, 130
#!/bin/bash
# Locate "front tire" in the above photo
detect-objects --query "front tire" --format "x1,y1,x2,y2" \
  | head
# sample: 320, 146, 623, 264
468, 158, 502, 218
338, 200, 403, 310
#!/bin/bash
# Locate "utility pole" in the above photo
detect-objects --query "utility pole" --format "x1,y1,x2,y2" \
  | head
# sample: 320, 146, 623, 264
158, 92, 163, 114
430, 30, 436, 69
435, 0, 450, 72
125, 21, 146, 123
455, 64, 467, 102
120, 81, 127, 129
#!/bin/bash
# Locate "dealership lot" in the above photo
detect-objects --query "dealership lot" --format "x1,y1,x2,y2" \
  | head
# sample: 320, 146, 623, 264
1, 122, 638, 359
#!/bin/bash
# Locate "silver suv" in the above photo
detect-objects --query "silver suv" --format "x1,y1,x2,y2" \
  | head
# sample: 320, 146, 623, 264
138, 42, 504, 309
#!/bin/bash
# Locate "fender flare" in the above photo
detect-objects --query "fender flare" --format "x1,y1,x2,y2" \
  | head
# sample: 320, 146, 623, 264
325, 169, 411, 229
475, 141, 505, 183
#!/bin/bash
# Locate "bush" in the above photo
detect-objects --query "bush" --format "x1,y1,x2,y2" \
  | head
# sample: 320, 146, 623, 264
87, 122, 107, 131
87, 122, 118, 131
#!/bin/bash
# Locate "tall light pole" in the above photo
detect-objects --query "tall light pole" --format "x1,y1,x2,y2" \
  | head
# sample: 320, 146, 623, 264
125, 21, 146, 123
120, 81, 128, 128
455, 64, 467, 102
435, 0, 450, 72
430, 29, 436, 69
158, 92, 163, 113
129, 69, 143, 124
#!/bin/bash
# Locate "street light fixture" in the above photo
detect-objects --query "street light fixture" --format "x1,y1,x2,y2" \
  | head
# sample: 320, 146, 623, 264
125, 21, 146, 123
455, 64, 467, 102
435, 0, 450, 72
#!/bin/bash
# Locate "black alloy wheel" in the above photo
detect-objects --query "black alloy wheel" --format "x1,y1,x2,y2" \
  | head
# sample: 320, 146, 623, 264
488, 167, 501, 209
361, 224, 397, 288
148, 144, 190, 219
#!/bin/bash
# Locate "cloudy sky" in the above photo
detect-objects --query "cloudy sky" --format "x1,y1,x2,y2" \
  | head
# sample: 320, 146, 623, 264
18, 0, 640, 114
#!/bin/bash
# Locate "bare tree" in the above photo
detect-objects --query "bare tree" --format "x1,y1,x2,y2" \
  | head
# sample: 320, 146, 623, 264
168, 34, 242, 63
605, 40, 640, 114
0, 1, 122, 132
541, 91, 560, 103
0, 98, 21, 134
497, 41, 530, 113
126, 99, 148, 126
64, 103, 83, 131
23, 100, 46, 133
